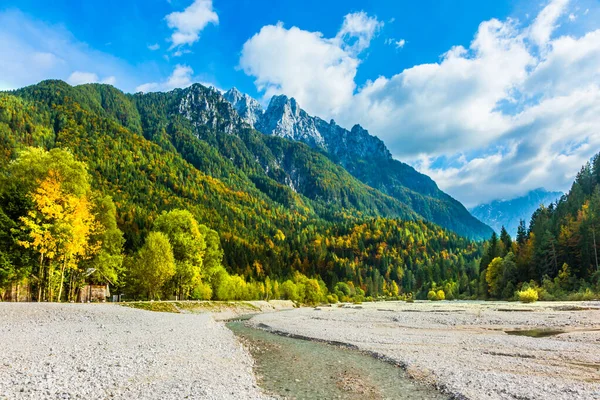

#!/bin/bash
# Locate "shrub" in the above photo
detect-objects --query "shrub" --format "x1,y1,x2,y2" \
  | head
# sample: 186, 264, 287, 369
191, 282, 213, 300
280, 280, 300, 302
326, 294, 338, 304
567, 288, 597, 301
427, 290, 438, 301
517, 287, 538, 303
436, 290, 445, 300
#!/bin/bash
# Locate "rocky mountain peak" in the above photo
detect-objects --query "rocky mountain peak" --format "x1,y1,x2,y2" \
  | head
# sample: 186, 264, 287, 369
179, 84, 243, 134
223, 87, 263, 128
222, 89, 394, 161
258, 94, 325, 148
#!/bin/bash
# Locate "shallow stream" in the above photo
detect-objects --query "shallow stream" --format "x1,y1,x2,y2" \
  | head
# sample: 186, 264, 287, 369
227, 319, 447, 399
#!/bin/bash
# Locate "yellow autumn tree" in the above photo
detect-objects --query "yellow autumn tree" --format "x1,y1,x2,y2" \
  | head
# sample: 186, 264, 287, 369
18, 173, 61, 301
19, 170, 101, 301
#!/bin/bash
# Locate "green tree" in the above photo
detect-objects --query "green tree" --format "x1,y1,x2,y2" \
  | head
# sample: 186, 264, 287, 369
134, 232, 176, 300
86, 195, 125, 289
153, 209, 206, 299
486, 257, 504, 298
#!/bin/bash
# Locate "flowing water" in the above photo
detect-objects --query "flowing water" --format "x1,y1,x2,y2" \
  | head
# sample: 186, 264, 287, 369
227, 320, 448, 400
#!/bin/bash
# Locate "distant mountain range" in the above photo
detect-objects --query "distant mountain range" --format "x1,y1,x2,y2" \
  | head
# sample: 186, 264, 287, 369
224, 87, 493, 239
470, 189, 563, 237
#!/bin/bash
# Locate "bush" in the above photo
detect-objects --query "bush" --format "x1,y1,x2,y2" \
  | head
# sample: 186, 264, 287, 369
517, 287, 538, 303
427, 290, 438, 301
436, 290, 445, 300
191, 282, 213, 300
567, 288, 597, 301
326, 294, 338, 304
280, 280, 300, 302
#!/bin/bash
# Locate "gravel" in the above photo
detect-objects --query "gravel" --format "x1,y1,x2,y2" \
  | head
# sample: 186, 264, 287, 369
0, 303, 271, 400
250, 300, 600, 400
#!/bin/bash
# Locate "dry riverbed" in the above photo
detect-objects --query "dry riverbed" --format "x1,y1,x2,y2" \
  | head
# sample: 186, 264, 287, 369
0, 302, 287, 400
251, 300, 600, 400
2, 300, 599, 400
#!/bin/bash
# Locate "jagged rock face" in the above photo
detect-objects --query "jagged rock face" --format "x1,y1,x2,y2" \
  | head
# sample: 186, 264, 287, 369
252, 94, 392, 163
186, 84, 494, 239
223, 87, 263, 128
179, 84, 243, 134
257, 95, 326, 148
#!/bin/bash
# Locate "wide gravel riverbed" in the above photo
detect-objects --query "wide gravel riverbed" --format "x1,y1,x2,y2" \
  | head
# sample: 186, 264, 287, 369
0, 303, 270, 400
2, 301, 600, 400
251, 301, 600, 400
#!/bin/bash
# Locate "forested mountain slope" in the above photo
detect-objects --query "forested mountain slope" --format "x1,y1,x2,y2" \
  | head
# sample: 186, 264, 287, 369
0, 80, 483, 299
224, 88, 493, 239
476, 155, 600, 300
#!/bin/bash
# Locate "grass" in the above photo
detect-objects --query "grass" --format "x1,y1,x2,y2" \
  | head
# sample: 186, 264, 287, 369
120, 300, 263, 314
121, 302, 180, 313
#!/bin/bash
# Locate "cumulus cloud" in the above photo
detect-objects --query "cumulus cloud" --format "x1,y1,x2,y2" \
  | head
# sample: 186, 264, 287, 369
134, 64, 221, 93
239, 12, 382, 116
166, 0, 218, 49
529, 0, 569, 47
136, 64, 195, 93
148, 43, 160, 51
336, 11, 383, 53
67, 71, 116, 86
240, 0, 600, 205
240, 22, 360, 116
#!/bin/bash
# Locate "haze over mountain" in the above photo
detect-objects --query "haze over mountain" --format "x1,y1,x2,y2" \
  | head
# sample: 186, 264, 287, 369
224, 87, 492, 239
470, 189, 563, 237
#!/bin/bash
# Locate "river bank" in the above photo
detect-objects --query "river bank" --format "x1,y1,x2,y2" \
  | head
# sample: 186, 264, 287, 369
0, 303, 274, 399
250, 300, 600, 400
2, 301, 599, 399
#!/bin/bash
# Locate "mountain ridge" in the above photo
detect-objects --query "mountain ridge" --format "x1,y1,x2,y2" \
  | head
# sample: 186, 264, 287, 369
470, 188, 563, 237
224, 87, 492, 239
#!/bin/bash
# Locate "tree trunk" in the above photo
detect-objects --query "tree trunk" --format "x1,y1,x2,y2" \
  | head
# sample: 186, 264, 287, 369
37, 253, 44, 302
57, 257, 67, 302
593, 228, 599, 272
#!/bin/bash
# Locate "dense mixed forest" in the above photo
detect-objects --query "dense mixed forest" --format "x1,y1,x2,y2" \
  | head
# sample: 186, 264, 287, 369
0, 80, 598, 303
478, 155, 600, 301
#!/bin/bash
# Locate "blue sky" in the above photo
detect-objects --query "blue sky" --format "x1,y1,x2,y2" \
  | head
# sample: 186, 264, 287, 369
1, 0, 520, 96
1, 0, 600, 206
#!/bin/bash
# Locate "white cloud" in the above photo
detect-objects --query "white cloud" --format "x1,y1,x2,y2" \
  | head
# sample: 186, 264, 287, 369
67, 71, 98, 85
240, 1, 600, 206
166, 0, 218, 49
148, 43, 160, 51
568, 13, 576, 21
67, 71, 116, 86
385, 38, 406, 48
0, 10, 141, 92
340, 17, 534, 155
529, 0, 569, 47
102, 76, 117, 85
336, 11, 383, 53
136, 64, 195, 92
240, 22, 359, 116
239, 12, 383, 116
